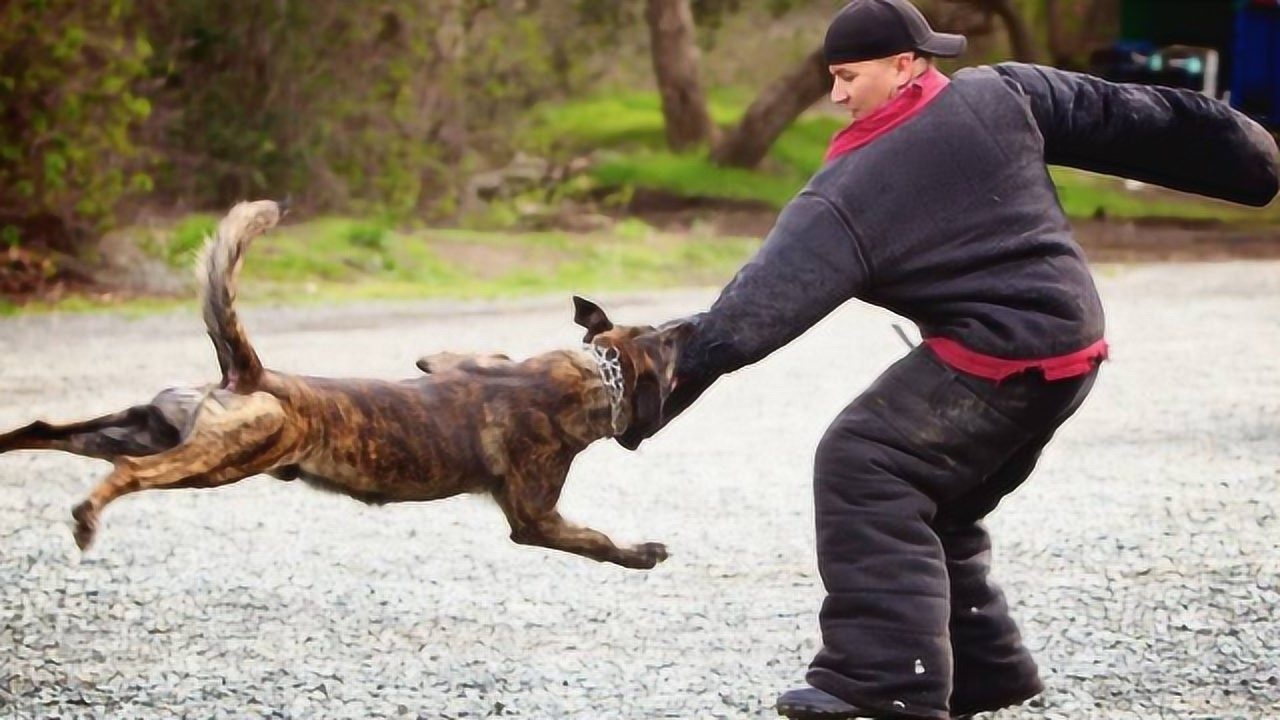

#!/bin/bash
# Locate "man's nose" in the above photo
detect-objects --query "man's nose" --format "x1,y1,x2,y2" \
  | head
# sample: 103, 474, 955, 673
830, 83, 848, 104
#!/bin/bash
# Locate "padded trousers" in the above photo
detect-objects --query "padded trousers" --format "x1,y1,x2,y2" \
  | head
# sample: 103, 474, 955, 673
805, 347, 1097, 719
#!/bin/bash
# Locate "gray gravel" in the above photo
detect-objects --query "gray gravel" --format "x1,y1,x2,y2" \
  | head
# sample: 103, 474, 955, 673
1, 261, 1278, 719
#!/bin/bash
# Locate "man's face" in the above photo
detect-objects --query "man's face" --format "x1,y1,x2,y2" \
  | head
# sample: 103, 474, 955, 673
828, 53, 917, 122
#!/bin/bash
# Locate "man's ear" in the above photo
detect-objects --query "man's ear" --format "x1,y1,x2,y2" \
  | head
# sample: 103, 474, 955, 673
616, 372, 661, 451
573, 295, 613, 342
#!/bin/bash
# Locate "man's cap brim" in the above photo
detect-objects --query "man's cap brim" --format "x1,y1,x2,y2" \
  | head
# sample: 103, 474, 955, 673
917, 32, 966, 57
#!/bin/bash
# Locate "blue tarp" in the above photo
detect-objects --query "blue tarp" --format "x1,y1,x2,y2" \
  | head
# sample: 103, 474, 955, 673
1231, 7, 1280, 124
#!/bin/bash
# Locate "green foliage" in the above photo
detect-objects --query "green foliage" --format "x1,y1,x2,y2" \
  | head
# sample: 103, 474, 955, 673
167, 214, 216, 265
0, 0, 153, 244
0, 0, 833, 256
344, 222, 390, 252
0, 0, 841, 258
137, 0, 597, 221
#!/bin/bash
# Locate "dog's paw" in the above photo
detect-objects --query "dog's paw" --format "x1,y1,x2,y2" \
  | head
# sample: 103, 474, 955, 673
622, 541, 669, 570
71, 501, 97, 551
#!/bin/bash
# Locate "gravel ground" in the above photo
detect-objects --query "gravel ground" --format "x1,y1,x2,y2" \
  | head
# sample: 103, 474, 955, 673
1, 261, 1278, 720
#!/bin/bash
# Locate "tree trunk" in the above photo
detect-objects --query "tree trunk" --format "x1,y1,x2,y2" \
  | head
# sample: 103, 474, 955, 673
710, 48, 833, 169
1046, 0, 1068, 65
1048, 0, 1116, 69
983, 0, 1040, 63
644, 0, 718, 151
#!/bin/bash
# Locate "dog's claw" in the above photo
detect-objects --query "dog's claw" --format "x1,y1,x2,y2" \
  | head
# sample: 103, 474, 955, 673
71, 501, 97, 551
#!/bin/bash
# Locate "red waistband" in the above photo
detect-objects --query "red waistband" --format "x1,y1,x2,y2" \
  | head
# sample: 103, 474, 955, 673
924, 336, 1108, 381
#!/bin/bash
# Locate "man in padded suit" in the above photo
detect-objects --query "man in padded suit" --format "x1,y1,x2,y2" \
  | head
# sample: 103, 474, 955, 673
619, 1, 1280, 718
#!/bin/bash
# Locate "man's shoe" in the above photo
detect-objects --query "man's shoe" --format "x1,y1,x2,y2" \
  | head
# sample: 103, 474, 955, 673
776, 686, 878, 719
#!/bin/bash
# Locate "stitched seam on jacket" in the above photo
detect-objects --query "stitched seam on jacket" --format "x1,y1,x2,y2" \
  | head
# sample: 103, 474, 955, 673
801, 190, 875, 291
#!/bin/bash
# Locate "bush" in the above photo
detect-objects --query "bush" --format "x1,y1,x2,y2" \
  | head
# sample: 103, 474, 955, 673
0, 0, 153, 248
137, 1, 593, 222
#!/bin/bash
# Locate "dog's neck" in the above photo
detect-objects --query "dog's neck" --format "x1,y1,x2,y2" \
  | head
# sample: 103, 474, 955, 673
585, 343, 627, 437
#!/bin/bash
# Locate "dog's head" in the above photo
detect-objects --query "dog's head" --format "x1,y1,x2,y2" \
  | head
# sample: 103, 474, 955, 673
573, 296, 694, 449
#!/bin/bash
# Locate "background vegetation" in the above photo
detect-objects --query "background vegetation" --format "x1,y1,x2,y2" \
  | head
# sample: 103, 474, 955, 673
2, 0, 1274, 310
0, 0, 1128, 241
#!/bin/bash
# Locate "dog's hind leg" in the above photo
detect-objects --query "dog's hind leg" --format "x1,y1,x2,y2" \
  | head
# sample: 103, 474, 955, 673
494, 469, 669, 570
0, 406, 182, 460
1, 387, 208, 460
71, 391, 287, 550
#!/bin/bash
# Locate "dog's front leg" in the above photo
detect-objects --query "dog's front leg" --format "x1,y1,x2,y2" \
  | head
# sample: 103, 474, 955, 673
495, 477, 668, 570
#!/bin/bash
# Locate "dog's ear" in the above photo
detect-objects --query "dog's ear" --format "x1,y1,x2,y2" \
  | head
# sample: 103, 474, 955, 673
666, 319, 697, 345
573, 295, 613, 342
616, 371, 661, 451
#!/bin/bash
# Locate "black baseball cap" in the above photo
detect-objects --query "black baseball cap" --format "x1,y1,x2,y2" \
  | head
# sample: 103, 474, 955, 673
824, 0, 967, 65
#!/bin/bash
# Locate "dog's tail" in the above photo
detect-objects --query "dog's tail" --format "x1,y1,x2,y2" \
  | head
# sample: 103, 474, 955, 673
196, 200, 284, 391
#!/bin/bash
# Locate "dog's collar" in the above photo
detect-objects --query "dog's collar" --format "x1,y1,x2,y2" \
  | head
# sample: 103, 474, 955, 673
586, 343, 626, 436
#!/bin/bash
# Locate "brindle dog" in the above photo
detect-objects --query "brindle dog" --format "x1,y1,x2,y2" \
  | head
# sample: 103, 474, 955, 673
0, 200, 692, 569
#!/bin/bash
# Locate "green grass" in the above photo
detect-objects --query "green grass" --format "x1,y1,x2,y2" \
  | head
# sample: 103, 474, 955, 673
244, 220, 760, 303
591, 152, 813, 208
3, 216, 760, 315
526, 89, 841, 209
526, 90, 1280, 226
0, 293, 188, 318
1049, 168, 1280, 225
139, 213, 218, 267
523, 89, 754, 154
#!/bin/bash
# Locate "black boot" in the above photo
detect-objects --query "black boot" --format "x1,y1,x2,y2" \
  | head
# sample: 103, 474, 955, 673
776, 686, 884, 719
948, 680, 1041, 718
